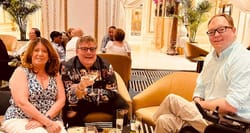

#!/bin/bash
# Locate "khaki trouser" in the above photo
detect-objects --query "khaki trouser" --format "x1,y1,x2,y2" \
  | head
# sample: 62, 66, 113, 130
153, 94, 209, 133
2, 118, 67, 133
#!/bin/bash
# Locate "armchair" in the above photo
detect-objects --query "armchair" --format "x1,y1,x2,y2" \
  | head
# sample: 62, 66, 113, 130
83, 72, 132, 123
97, 53, 131, 88
184, 42, 209, 73
132, 72, 199, 126
0, 34, 17, 53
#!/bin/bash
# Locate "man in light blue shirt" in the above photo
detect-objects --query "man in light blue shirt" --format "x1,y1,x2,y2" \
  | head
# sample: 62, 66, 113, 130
100, 26, 116, 53
153, 14, 250, 133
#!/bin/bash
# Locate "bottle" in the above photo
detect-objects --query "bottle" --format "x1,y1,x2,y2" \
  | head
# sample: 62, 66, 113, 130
130, 115, 136, 133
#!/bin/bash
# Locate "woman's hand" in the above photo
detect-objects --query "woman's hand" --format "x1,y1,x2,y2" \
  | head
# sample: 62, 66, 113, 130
25, 119, 43, 130
45, 121, 62, 133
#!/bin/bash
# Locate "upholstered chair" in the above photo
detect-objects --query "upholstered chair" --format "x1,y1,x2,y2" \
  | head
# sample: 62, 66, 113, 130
0, 34, 18, 53
97, 53, 132, 88
132, 72, 199, 127
184, 42, 209, 72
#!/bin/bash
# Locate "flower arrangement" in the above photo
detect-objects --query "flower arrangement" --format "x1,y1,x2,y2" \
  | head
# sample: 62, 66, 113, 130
180, 0, 212, 43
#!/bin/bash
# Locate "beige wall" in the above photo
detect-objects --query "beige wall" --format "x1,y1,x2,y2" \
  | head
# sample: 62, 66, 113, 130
68, 0, 96, 37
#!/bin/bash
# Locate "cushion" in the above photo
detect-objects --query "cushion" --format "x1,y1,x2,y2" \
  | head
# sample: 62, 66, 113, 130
135, 106, 159, 126
84, 112, 113, 123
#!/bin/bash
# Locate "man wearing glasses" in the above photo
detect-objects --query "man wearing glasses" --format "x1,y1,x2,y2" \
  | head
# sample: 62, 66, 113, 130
153, 14, 250, 133
60, 36, 129, 128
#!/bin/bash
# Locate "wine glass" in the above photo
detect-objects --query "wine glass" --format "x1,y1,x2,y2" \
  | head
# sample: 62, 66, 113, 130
87, 70, 98, 96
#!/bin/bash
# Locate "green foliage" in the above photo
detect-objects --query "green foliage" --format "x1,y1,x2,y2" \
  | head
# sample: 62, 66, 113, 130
181, 0, 212, 42
1, 0, 40, 40
3, 0, 40, 21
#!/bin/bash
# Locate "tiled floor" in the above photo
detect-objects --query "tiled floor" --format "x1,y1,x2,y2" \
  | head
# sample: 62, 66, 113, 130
130, 42, 197, 71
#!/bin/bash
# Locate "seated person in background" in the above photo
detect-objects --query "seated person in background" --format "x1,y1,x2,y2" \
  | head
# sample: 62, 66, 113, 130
50, 31, 66, 62
2, 38, 67, 133
153, 14, 250, 133
100, 26, 116, 53
61, 31, 69, 50
15, 28, 41, 58
66, 27, 74, 41
61, 35, 129, 127
105, 28, 131, 57
65, 28, 84, 61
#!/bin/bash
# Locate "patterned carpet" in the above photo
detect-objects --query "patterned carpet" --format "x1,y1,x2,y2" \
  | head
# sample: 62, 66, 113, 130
129, 69, 177, 98
129, 69, 174, 92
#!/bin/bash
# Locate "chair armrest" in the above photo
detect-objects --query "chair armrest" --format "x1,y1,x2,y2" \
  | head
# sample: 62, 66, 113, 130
132, 74, 173, 114
115, 72, 132, 119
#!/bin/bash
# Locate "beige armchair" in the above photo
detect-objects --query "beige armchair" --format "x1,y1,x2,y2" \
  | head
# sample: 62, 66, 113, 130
184, 42, 209, 72
184, 42, 208, 61
84, 72, 132, 122
0, 34, 18, 53
97, 53, 131, 88
132, 72, 199, 126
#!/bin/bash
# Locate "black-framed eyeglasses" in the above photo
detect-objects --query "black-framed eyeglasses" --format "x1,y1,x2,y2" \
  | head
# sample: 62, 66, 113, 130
78, 47, 97, 52
206, 26, 232, 36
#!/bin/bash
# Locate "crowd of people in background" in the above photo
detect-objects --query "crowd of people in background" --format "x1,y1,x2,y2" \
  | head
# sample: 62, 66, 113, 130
0, 25, 131, 132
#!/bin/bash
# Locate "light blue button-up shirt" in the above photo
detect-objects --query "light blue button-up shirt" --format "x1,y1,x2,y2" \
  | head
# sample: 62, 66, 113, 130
193, 41, 250, 118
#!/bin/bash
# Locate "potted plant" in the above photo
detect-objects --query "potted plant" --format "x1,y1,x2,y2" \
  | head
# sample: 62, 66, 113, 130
181, 0, 212, 43
0, 0, 40, 41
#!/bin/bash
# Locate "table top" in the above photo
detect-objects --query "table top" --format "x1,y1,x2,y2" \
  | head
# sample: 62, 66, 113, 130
67, 126, 131, 133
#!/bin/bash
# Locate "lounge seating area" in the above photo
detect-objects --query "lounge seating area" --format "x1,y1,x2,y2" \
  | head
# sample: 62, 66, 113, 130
1, 0, 250, 132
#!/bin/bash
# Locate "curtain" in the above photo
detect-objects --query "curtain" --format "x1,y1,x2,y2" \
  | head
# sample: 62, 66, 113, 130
230, 0, 250, 12
41, 0, 66, 39
97, 0, 142, 41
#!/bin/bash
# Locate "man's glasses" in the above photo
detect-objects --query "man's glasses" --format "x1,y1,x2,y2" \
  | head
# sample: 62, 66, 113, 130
206, 26, 232, 36
78, 47, 97, 52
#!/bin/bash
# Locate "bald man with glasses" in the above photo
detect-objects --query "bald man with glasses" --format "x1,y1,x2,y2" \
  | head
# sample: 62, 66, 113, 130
153, 14, 250, 133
